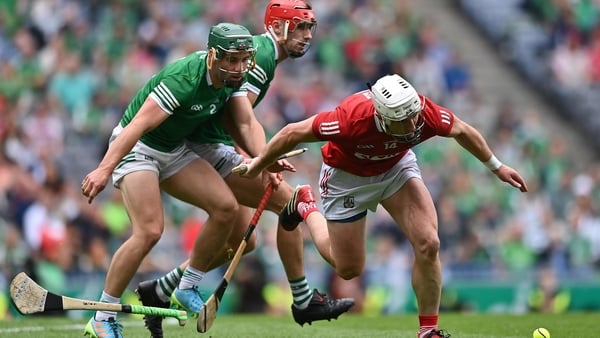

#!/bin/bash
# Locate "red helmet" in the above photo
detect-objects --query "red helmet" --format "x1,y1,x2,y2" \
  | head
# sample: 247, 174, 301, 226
264, 0, 316, 32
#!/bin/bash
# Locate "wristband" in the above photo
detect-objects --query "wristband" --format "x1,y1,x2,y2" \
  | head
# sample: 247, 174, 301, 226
484, 154, 502, 171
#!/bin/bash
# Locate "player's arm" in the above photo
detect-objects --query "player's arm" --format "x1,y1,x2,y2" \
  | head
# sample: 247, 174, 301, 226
449, 116, 528, 192
101, 98, 168, 170
246, 90, 259, 106
448, 116, 494, 162
223, 95, 266, 157
242, 116, 319, 177
224, 93, 291, 185
81, 98, 169, 202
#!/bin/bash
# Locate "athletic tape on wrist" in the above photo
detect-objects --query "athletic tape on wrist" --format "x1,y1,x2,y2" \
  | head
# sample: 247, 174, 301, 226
484, 154, 502, 171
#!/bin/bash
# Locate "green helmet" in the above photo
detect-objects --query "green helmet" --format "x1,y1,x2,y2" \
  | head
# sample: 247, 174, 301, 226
208, 22, 254, 59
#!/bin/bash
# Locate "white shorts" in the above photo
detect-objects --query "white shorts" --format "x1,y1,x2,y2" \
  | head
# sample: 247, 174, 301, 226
110, 124, 199, 188
185, 142, 244, 177
318, 150, 422, 222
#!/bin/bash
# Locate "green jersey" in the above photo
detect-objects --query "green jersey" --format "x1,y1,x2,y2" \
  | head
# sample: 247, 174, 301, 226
120, 51, 246, 152
187, 33, 278, 145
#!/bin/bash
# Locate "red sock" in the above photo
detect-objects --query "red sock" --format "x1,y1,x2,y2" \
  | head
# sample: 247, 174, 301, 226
418, 314, 438, 337
298, 201, 318, 220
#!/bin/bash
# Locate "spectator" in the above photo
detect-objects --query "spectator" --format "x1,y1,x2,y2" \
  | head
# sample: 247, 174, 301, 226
48, 51, 98, 134
550, 31, 590, 87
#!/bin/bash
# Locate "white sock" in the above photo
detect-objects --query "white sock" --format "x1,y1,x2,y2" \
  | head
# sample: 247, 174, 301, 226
179, 266, 205, 289
95, 291, 119, 321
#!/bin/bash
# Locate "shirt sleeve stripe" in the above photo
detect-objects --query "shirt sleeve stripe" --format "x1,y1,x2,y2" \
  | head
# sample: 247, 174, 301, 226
319, 121, 340, 135
154, 82, 180, 110
245, 82, 261, 96
231, 91, 248, 98
440, 110, 451, 125
149, 92, 174, 115
249, 65, 268, 84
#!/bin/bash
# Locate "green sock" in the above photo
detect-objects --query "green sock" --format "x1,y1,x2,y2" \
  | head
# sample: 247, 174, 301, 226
290, 276, 312, 309
156, 267, 184, 302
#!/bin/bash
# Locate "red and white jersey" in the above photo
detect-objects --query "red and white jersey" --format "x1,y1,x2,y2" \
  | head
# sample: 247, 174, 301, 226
311, 90, 455, 176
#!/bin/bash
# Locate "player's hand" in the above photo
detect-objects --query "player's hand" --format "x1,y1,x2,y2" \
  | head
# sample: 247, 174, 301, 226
261, 171, 283, 189
236, 158, 296, 177
494, 165, 528, 192
266, 158, 296, 173
233, 157, 262, 178
81, 168, 111, 204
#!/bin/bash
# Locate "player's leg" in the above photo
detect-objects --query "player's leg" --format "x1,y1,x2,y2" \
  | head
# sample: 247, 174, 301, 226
161, 158, 239, 314
136, 205, 254, 332
313, 163, 373, 280
303, 211, 334, 266
107, 171, 165, 299
136, 211, 257, 337
277, 183, 333, 265
85, 135, 184, 338
207, 205, 258, 269
327, 217, 367, 280
230, 178, 312, 296
85, 170, 162, 338
137, 184, 263, 332
136, 144, 244, 336
135, 260, 187, 337
228, 175, 311, 285
136, 143, 343, 334
227, 172, 354, 325
381, 177, 445, 338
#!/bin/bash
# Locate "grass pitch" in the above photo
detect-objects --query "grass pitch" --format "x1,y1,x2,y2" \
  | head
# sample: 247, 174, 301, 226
0, 312, 595, 337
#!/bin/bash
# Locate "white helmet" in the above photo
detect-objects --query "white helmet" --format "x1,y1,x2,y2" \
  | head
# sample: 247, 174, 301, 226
371, 74, 424, 143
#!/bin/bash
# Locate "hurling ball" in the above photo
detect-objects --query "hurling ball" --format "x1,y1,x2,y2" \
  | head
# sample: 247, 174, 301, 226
533, 327, 550, 338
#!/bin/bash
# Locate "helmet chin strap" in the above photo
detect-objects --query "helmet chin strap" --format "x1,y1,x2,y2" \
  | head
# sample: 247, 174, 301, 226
207, 49, 214, 70
217, 67, 248, 75
267, 21, 289, 44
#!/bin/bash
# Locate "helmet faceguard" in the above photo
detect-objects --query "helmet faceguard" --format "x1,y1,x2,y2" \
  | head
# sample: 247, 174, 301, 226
370, 74, 424, 143
208, 23, 256, 88
264, 0, 317, 58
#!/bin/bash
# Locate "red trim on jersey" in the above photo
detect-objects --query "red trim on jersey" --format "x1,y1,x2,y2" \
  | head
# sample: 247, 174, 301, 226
311, 91, 454, 176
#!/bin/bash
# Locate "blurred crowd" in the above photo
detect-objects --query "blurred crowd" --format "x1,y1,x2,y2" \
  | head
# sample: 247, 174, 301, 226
524, 0, 600, 152
524, 0, 600, 87
1, 0, 599, 318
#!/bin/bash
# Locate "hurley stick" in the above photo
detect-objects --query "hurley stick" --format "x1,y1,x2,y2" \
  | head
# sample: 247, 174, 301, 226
10, 272, 188, 324
197, 183, 274, 333
231, 147, 307, 174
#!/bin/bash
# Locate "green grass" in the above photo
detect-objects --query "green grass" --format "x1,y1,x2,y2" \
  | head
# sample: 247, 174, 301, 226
0, 312, 596, 337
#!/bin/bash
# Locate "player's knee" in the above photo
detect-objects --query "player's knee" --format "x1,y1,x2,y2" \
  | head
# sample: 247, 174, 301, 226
269, 183, 294, 213
212, 200, 239, 226
136, 225, 163, 250
336, 265, 363, 280
414, 234, 440, 261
